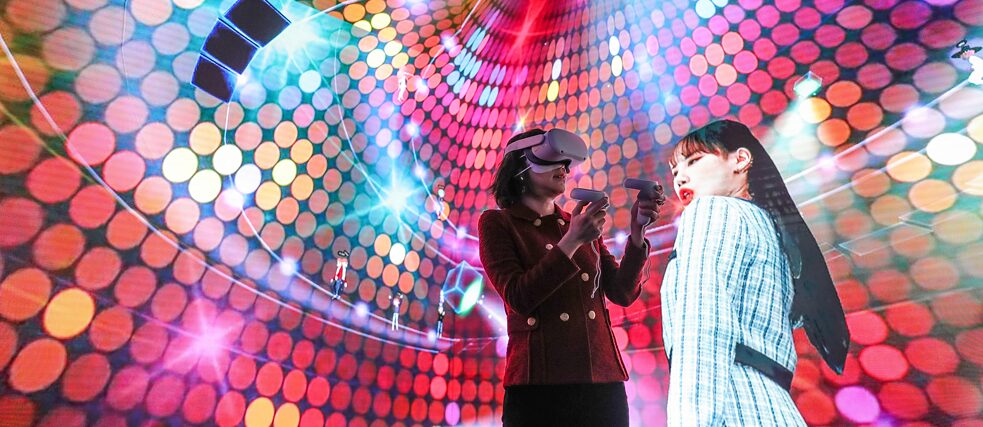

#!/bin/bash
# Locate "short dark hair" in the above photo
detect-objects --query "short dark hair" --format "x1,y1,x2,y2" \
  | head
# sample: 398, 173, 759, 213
672, 120, 790, 220
489, 128, 546, 208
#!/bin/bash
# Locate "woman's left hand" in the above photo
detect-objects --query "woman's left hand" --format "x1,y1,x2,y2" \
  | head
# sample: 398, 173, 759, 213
629, 184, 666, 247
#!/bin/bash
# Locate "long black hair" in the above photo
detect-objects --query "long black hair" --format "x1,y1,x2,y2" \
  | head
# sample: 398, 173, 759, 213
674, 119, 850, 374
490, 128, 546, 208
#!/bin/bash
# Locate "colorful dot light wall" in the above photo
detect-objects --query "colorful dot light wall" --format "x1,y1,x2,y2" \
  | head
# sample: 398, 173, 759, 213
0, 0, 981, 425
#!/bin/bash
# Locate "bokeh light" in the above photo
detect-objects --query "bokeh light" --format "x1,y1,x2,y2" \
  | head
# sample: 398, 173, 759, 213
213, 144, 243, 176
162, 147, 199, 183
926, 133, 977, 166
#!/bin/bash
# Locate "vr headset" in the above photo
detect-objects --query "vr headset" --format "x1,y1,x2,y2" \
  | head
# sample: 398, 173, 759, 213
503, 129, 589, 173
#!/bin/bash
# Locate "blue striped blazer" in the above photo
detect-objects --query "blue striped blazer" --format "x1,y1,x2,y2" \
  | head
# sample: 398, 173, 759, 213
661, 196, 806, 426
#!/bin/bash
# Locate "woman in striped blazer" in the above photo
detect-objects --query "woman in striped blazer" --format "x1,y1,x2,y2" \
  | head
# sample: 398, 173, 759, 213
661, 120, 849, 426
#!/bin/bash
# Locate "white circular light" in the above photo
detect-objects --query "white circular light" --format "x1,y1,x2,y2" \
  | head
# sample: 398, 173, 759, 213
212, 144, 243, 175
695, 0, 716, 18
188, 169, 222, 203
609, 36, 621, 56
927, 133, 977, 166
366, 49, 386, 68
612, 56, 623, 77
234, 164, 262, 194
390, 243, 406, 265
551, 59, 562, 80
162, 147, 198, 183
299, 70, 321, 93
272, 159, 298, 186
173, 0, 205, 8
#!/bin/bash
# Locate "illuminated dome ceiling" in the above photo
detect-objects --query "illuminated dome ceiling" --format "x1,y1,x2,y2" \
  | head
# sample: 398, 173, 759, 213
0, 0, 981, 425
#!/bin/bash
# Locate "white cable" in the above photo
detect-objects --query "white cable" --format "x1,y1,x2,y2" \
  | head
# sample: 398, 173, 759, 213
590, 241, 602, 298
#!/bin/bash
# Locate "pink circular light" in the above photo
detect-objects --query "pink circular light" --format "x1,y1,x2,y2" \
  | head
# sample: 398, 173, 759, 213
835, 386, 880, 423
858, 345, 909, 381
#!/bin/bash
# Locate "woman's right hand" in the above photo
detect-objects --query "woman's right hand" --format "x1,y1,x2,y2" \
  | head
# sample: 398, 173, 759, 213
557, 198, 608, 258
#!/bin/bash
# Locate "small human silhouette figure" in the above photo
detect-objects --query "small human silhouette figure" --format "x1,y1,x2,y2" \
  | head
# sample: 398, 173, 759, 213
436, 293, 447, 338
435, 184, 449, 221
953, 40, 983, 85
331, 250, 350, 300
396, 68, 411, 102
390, 292, 404, 331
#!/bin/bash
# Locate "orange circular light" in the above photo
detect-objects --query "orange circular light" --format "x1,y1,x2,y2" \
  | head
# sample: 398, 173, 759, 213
43, 288, 96, 339
0, 268, 52, 321
245, 397, 275, 427
8, 338, 67, 393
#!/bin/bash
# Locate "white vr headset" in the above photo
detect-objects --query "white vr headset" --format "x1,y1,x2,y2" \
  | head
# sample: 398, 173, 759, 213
503, 128, 589, 173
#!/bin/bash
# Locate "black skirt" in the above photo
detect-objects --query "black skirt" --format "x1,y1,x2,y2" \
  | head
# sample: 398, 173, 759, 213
502, 382, 629, 427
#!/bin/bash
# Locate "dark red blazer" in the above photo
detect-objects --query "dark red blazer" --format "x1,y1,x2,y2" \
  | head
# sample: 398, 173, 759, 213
478, 203, 650, 386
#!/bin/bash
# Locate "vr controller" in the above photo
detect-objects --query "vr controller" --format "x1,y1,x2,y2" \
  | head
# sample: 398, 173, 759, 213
624, 178, 661, 225
624, 179, 660, 199
570, 188, 606, 203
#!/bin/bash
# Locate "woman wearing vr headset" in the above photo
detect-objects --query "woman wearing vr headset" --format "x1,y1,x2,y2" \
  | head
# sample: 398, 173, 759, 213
662, 120, 848, 426
477, 128, 663, 426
